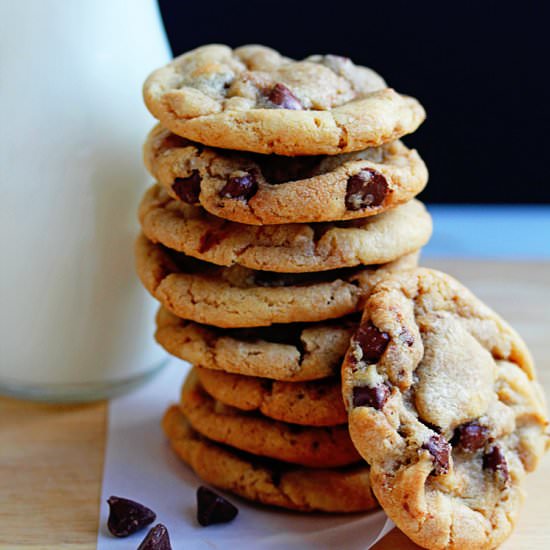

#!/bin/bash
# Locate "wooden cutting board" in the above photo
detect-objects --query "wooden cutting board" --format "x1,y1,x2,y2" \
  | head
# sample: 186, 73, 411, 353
1, 259, 549, 549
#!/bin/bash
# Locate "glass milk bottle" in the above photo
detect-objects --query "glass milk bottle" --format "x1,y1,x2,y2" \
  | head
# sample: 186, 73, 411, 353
0, 0, 170, 401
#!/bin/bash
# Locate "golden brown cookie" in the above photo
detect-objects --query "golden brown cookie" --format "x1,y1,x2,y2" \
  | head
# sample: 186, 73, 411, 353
144, 125, 428, 224
181, 370, 361, 468
136, 234, 419, 327
143, 44, 425, 156
341, 268, 549, 550
139, 185, 431, 273
196, 366, 346, 426
163, 405, 378, 513
155, 307, 355, 382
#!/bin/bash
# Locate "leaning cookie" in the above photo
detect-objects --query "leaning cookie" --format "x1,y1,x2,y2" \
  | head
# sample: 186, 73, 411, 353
196, 366, 346, 427
136, 234, 418, 327
144, 125, 428, 225
163, 405, 378, 513
181, 370, 361, 468
143, 44, 425, 156
139, 185, 431, 273
341, 268, 549, 550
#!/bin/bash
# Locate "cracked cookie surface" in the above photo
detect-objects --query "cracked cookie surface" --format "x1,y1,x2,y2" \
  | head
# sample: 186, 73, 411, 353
136, 234, 418, 327
138, 185, 431, 273
143, 44, 425, 156
181, 370, 361, 468
196, 366, 346, 426
341, 268, 548, 550
163, 405, 378, 512
145, 125, 428, 224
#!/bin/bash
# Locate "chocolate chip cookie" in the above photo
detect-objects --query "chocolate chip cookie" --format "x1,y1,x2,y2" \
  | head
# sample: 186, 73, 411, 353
163, 405, 378, 513
143, 44, 425, 156
181, 370, 361, 468
155, 307, 355, 381
341, 268, 548, 550
136, 234, 418, 327
145, 125, 428, 225
196, 366, 346, 427
138, 185, 431, 273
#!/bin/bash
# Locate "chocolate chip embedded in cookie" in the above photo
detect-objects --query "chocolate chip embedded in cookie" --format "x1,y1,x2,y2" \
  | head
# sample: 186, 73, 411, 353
181, 370, 361, 468
341, 268, 549, 550
162, 405, 378, 513
155, 308, 356, 382
196, 367, 347, 427
143, 44, 425, 156
144, 125, 428, 225
136, 234, 419, 327
138, 184, 431, 273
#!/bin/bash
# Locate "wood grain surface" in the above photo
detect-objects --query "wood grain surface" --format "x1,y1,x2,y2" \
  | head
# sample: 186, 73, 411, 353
0, 260, 549, 549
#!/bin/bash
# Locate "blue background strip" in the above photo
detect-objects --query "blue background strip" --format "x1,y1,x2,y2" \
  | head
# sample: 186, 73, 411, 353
423, 206, 550, 259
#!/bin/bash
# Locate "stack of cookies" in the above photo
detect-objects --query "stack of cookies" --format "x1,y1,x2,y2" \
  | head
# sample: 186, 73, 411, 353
136, 44, 431, 513
136, 44, 548, 547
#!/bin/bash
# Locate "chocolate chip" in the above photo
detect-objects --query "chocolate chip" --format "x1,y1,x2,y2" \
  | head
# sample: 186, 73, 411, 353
268, 83, 303, 110
422, 434, 451, 476
106, 496, 156, 537
137, 524, 172, 550
172, 170, 201, 204
455, 421, 489, 452
197, 486, 238, 526
220, 173, 258, 201
354, 322, 390, 363
352, 384, 390, 410
255, 155, 321, 184
345, 169, 388, 211
483, 446, 509, 483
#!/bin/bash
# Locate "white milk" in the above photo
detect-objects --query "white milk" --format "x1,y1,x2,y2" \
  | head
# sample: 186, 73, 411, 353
0, 0, 171, 400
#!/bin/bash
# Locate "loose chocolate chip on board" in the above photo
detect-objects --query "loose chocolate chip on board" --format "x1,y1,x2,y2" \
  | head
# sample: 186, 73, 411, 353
106, 496, 156, 537
345, 169, 389, 211
354, 322, 390, 363
172, 171, 202, 204
197, 486, 239, 527
219, 173, 258, 200
422, 434, 451, 476
267, 83, 303, 110
137, 524, 172, 550
454, 421, 490, 452
483, 446, 510, 483
353, 384, 390, 410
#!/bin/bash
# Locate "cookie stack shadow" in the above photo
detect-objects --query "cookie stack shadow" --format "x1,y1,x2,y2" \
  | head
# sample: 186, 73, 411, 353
135, 45, 432, 513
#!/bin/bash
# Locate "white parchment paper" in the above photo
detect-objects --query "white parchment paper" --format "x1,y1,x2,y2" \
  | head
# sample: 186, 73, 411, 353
97, 358, 393, 549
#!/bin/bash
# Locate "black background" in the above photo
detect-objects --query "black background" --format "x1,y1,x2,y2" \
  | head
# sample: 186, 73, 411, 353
158, 1, 550, 204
